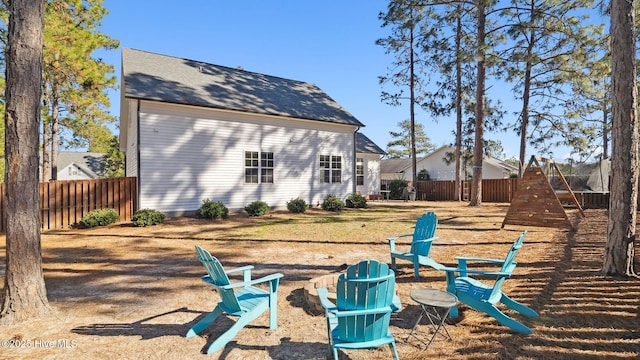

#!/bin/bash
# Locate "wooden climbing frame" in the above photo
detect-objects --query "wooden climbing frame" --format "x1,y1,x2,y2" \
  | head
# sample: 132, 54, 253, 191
501, 156, 584, 229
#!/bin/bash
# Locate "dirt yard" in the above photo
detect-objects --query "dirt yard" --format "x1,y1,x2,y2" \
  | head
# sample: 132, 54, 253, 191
0, 201, 639, 360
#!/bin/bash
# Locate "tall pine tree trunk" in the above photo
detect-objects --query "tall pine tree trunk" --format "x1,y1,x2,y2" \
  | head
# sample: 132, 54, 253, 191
604, 0, 638, 276
454, 7, 463, 202
42, 117, 50, 181
519, 4, 536, 178
1, 0, 49, 324
50, 95, 59, 180
470, 1, 486, 206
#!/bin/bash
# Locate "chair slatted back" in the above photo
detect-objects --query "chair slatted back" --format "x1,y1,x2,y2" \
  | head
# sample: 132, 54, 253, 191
336, 260, 396, 342
410, 212, 438, 256
488, 231, 527, 302
195, 245, 242, 313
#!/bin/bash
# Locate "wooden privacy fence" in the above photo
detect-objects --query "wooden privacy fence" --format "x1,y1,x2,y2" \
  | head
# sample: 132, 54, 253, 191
0, 177, 137, 232
415, 178, 610, 208
415, 178, 519, 203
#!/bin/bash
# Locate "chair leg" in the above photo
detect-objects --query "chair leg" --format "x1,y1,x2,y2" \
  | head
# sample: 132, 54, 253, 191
205, 305, 266, 354
268, 291, 278, 329
202, 301, 267, 354
331, 346, 339, 360
389, 341, 400, 360
501, 294, 539, 318
482, 304, 532, 335
413, 262, 420, 279
186, 306, 223, 338
449, 304, 459, 318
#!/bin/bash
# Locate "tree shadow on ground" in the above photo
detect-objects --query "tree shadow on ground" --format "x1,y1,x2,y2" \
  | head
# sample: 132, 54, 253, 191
216, 338, 328, 359
71, 307, 201, 339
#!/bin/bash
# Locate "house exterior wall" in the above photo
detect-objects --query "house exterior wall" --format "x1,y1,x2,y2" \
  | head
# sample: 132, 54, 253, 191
57, 164, 93, 180
356, 153, 381, 196
124, 99, 138, 178
381, 147, 515, 182
132, 100, 356, 213
482, 165, 509, 179
416, 147, 456, 180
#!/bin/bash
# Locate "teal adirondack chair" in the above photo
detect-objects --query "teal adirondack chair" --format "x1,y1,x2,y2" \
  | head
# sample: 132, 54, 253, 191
186, 245, 284, 354
443, 231, 539, 334
387, 211, 441, 279
317, 259, 400, 360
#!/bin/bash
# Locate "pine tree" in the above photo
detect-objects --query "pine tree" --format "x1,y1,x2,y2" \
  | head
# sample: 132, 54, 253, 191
604, 0, 638, 277
1, 0, 49, 324
42, 0, 118, 180
386, 119, 435, 158
500, 0, 604, 175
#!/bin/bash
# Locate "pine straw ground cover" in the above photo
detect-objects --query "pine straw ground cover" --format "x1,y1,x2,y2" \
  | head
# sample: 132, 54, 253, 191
0, 201, 639, 360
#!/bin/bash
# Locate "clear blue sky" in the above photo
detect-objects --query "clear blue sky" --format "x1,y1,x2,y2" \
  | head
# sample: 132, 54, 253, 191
97, 0, 582, 161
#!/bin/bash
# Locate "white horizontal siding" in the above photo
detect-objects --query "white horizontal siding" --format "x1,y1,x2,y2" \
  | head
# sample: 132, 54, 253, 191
137, 101, 356, 212
356, 153, 381, 195
125, 99, 138, 178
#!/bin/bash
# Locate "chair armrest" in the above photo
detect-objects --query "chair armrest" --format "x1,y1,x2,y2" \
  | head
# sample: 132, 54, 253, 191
441, 266, 512, 278
387, 234, 413, 242
454, 256, 507, 265
329, 306, 394, 318
392, 294, 402, 312
413, 236, 438, 245
225, 265, 255, 274
317, 287, 337, 313
222, 273, 284, 291
386, 234, 413, 251
225, 265, 255, 282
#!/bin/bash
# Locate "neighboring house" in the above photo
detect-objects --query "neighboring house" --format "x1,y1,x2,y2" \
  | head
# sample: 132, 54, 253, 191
120, 48, 384, 214
56, 152, 105, 181
355, 132, 385, 196
380, 145, 518, 183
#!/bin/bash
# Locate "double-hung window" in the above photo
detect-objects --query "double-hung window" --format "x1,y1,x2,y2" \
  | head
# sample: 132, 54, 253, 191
245, 151, 274, 184
356, 157, 364, 186
320, 155, 341, 183
261, 152, 274, 183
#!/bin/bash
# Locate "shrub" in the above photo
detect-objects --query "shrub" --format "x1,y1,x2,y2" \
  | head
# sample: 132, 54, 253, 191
79, 208, 120, 228
287, 197, 309, 213
245, 200, 270, 217
321, 194, 344, 212
131, 209, 165, 227
345, 193, 367, 208
197, 199, 229, 219
388, 179, 409, 200
417, 169, 431, 181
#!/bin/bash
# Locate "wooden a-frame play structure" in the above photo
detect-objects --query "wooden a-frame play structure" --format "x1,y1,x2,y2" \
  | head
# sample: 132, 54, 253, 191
502, 156, 585, 229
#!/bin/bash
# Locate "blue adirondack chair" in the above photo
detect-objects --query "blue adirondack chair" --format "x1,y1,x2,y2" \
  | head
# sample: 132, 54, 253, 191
317, 259, 400, 360
186, 245, 284, 354
387, 211, 441, 279
443, 231, 539, 334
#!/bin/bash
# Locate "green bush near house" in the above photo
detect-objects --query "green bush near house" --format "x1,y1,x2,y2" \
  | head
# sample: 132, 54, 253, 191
79, 208, 120, 228
286, 197, 309, 213
388, 179, 409, 200
245, 200, 270, 217
345, 193, 367, 208
131, 209, 165, 227
321, 194, 344, 212
197, 199, 229, 220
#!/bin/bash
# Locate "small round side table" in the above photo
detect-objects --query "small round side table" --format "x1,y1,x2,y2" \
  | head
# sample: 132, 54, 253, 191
406, 288, 458, 349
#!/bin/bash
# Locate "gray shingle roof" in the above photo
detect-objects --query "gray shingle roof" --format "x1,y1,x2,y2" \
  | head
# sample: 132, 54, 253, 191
380, 158, 413, 174
356, 132, 385, 154
57, 152, 105, 178
122, 48, 364, 127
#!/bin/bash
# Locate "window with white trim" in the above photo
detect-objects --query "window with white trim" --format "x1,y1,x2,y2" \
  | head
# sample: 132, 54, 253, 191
356, 157, 364, 186
261, 152, 274, 183
320, 155, 341, 183
245, 151, 274, 184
